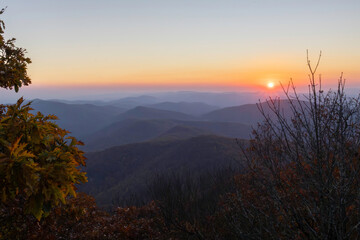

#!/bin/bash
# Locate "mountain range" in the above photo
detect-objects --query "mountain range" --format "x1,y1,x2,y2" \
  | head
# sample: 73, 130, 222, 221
27, 95, 299, 207
30, 99, 125, 138
84, 118, 252, 151
147, 101, 219, 115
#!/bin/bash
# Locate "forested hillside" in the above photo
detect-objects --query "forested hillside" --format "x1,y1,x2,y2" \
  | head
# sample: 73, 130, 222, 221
81, 135, 244, 207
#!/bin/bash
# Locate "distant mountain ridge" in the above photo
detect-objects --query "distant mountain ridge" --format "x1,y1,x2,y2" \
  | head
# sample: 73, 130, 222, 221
202, 99, 303, 125
151, 91, 271, 107
30, 99, 125, 138
84, 119, 178, 151
107, 95, 160, 109
115, 106, 196, 121
147, 102, 219, 115
84, 119, 252, 151
27, 98, 298, 152
40, 91, 274, 108
49, 95, 160, 108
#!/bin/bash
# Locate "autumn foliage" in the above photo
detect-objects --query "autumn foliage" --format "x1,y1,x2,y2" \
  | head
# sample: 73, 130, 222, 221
0, 6, 86, 238
0, 99, 87, 221
0, 8, 31, 92
1, 4, 360, 239
0, 193, 166, 240
219, 53, 360, 239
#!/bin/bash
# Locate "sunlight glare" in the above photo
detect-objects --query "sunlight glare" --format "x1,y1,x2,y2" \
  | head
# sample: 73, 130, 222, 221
267, 82, 275, 89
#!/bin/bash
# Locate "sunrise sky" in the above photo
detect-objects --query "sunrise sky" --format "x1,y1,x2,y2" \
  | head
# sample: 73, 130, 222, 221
1, 0, 360, 100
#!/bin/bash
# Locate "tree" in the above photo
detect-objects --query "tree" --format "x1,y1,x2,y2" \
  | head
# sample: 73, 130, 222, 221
37, 194, 165, 240
149, 168, 239, 239
0, 6, 86, 228
224, 52, 360, 239
0, 7, 31, 92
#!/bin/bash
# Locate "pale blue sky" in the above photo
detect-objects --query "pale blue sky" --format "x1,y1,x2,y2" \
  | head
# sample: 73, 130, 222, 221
1, 0, 359, 101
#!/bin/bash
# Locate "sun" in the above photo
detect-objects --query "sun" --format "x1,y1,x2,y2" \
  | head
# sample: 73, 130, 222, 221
267, 82, 275, 89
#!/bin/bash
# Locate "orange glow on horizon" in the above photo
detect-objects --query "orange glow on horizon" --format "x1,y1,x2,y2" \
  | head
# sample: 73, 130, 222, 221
27, 58, 360, 92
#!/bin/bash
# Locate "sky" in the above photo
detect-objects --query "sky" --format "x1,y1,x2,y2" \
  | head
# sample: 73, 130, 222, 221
1, 0, 360, 100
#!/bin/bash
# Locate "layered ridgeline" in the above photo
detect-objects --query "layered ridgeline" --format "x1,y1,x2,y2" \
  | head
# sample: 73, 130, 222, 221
51, 95, 159, 108
27, 97, 299, 208
30, 99, 126, 138
28, 99, 300, 152
147, 101, 219, 115
115, 106, 196, 121
47, 91, 266, 108
201, 99, 301, 124
83, 119, 252, 151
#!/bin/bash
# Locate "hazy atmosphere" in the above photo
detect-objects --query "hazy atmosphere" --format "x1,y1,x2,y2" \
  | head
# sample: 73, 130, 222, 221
2, 1, 360, 239
1, 0, 360, 102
